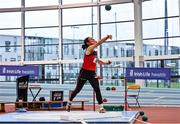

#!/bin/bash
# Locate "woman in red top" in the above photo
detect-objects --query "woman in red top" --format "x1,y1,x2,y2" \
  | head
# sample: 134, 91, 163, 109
67, 35, 112, 113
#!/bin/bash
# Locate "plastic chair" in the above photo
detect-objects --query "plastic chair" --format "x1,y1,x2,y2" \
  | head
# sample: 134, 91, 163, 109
127, 84, 141, 107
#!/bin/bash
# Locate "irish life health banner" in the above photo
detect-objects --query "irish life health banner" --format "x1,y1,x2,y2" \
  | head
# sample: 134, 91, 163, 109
126, 68, 171, 80
0, 65, 39, 76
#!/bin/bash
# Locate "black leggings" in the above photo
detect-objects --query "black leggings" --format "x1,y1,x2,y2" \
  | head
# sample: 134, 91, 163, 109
69, 69, 103, 105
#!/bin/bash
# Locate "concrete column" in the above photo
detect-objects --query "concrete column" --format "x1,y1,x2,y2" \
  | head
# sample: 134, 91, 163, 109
97, 0, 102, 79
21, 0, 25, 64
58, 0, 63, 84
134, 0, 144, 86
179, 0, 180, 34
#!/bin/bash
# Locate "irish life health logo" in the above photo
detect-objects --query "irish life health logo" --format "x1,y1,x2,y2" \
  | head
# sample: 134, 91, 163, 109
3, 67, 6, 74
126, 68, 171, 80
130, 70, 134, 77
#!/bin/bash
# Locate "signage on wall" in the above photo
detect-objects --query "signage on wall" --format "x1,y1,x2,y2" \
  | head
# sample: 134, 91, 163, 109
0, 65, 39, 76
126, 67, 171, 80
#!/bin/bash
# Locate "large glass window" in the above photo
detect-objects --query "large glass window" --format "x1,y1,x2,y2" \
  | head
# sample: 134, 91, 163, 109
144, 39, 166, 56
101, 3, 134, 23
5, 41, 11, 52
143, 17, 179, 39
143, 0, 180, 56
143, 3, 179, 88
0, 0, 179, 87
25, 10, 58, 27
25, 0, 58, 7
63, 63, 81, 84
62, 0, 94, 5
0, 12, 21, 28
168, 17, 179, 36
167, 0, 179, 16
0, 34, 20, 63
25, 34, 59, 61
143, 0, 165, 19
63, 25, 96, 60
25, 28, 59, 38
101, 3, 134, 59
101, 42, 134, 58
143, 0, 179, 25
0, 32, 21, 62
0, 0, 20, 8
63, 43, 84, 60
0, 30, 21, 36
63, 25, 97, 40
62, 7, 97, 25
62, 7, 97, 60
32, 64, 60, 84
101, 22, 134, 41
143, 19, 164, 38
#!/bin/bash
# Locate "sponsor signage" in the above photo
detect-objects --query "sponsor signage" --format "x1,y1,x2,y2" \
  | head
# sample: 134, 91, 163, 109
50, 91, 64, 101
0, 65, 39, 76
126, 68, 171, 80
16, 75, 29, 102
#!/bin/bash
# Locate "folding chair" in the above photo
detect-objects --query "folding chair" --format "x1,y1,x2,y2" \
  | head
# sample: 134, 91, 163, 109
127, 84, 141, 107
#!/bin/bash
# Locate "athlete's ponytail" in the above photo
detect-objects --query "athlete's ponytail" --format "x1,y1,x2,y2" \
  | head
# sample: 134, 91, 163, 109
82, 37, 89, 50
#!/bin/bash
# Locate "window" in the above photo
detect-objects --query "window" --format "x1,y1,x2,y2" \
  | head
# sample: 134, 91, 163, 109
64, 45, 69, 55
0, 12, 21, 28
121, 48, 125, 57
149, 51, 151, 56
13, 41, 17, 52
155, 49, 158, 55
52, 64, 57, 70
5, 41, 11, 52
0, 0, 20, 8
46, 72, 51, 84
25, 0, 58, 7
106, 48, 109, 57
146, 63, 150, 68
10, 58, 16, 61
5, 76, 11, 81
17, 56, 21, 61
113, 46, 118, 57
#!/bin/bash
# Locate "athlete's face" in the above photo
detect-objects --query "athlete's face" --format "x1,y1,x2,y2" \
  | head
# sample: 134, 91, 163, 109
87, 37, 97, 45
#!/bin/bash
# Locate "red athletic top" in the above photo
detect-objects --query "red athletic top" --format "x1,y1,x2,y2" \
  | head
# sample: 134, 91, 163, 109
82, 51, 97, 71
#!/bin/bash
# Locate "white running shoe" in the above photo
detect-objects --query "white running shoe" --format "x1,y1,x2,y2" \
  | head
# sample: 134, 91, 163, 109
98, 107, 106, 113
66, 102, 71, 112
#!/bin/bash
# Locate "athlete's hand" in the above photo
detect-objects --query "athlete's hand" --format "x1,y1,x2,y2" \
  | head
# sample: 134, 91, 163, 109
107, 60, 112, 65
107, 34, 112, 39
